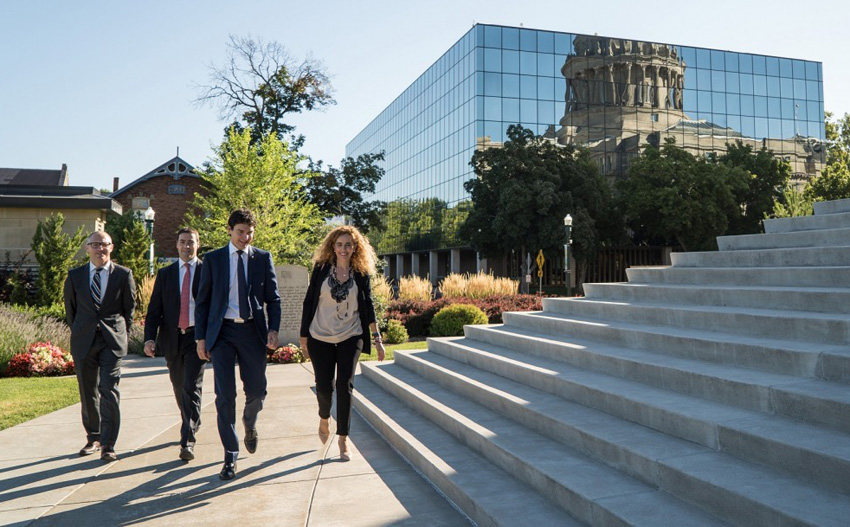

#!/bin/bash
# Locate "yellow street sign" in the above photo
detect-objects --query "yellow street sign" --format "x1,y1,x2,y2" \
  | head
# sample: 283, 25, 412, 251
536, 249, 545, 269
537, 270, 543, 277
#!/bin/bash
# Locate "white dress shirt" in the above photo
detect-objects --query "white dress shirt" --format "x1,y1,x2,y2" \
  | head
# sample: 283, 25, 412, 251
179, 257, 199, 327
89, 261, 113, 303
225, 242, 251, 320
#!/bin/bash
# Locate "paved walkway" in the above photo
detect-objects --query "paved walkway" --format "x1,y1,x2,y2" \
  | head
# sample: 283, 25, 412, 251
0, 356, 470, 527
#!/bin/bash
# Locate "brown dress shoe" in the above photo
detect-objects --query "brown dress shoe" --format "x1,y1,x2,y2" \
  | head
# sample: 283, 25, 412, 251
79, 441, 101, 456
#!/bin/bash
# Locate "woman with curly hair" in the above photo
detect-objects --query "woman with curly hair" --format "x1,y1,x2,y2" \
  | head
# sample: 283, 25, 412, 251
300, 225, 385, 461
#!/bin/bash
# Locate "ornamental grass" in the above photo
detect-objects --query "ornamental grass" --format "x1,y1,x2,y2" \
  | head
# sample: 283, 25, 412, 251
398, 275, 433, 302
439, 272, 519, 299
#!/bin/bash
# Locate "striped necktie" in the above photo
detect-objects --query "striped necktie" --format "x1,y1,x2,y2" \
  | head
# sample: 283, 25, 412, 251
91, 267, 103, 311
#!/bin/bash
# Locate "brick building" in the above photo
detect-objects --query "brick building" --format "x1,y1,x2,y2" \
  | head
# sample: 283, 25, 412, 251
110, 156, 204, 259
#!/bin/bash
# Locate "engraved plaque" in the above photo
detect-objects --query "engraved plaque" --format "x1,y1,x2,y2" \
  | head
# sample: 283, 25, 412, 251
274, 264, 308, 347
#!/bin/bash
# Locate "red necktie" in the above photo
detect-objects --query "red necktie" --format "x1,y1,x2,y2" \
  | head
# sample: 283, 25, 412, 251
178, 263, 191, 330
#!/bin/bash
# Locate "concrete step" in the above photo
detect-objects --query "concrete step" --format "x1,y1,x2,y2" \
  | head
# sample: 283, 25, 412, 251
625, 265, 850, 288
764, 211, 850, 233
815, 198, 850, 215
542, 296, 850, 345
670, 245, 850, 268
581, 282, 850, 315
353, 374, 579, 527
398, 347, 850, 508
359, 361, 733, 527
459, 322, 850, 433
716, 227, 850, 251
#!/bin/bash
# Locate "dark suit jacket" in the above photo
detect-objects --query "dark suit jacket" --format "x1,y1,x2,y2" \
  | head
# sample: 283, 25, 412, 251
144, 260, 202, 360
64, 262, 135, 360
300, 263, 377, 355
195, 245, 281, 351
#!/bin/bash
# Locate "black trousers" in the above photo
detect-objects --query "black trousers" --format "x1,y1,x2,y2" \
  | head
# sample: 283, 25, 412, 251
75, 331, 122, 447
210, 320, 267, 463
165, 328, 205, 447
308, 334, 362, 436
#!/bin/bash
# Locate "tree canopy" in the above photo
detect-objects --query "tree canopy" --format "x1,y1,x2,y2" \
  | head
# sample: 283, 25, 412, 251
185, 128, 325, 267
616, 138, 749, 251
196, 35, 335, 147
305, 152, 386, 232
805, 112, 850, 202
460, 124, 615, 267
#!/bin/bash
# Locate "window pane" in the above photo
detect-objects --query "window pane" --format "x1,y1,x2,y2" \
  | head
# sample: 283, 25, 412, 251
502, 27, 519, 50
520, 99, 537, 122
502, 98, 520, 122
712, 92, 726, 114
766, 57, 780, 76
726, 93, 741, 115
739, 54, 753, 73
484, 26, 501, 48
503, 73, 519, 97
520, 51, 537, 74
520, 29, 537, 51
538, 53, 556, 77
753, 75, 767, 96
538, 77, 555, 100
520, 75, 537, 99
484, 48, 501, 72
484, 96, 501, 120
753, 55, 766, 75
726, 72, 739, 93
503, 50, 519, 73
537, 31, 554, 53
725, 52, 739, 72
484, 72, 501, 96
538, 101, 555, 124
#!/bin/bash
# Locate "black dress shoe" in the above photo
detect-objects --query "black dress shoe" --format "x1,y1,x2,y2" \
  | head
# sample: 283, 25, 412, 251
101, 448, 118, 462
244, 428, 258, 454
179, 446, 195, 461
79, 441, 101, 456
219, 461, 237, 480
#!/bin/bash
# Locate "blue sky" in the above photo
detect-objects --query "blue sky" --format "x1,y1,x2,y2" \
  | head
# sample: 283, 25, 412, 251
2, 0, 847, 190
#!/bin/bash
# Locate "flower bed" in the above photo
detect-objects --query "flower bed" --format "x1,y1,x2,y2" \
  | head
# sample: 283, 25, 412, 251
5, 341, 74, 377
267, 344, 306, 364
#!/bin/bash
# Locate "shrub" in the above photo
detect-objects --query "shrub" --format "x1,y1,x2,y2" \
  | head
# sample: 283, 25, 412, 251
5, 341, 74, 377
268, 344, 306, 364
127, 323, 146, 355
383, 318, 409, 344
31, 213, 87, 307
429, 304, 488, 337
398, 275, 433, 301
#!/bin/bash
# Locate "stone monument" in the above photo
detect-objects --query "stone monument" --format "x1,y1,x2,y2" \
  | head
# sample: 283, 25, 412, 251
274, 264, 309, 347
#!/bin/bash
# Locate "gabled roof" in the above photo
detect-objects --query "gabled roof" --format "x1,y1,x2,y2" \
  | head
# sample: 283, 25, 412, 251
0, 164, 68, 186
110, 156, 198, 197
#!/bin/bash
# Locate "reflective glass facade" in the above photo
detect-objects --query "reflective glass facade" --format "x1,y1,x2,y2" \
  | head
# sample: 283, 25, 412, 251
347, 24, 825, 256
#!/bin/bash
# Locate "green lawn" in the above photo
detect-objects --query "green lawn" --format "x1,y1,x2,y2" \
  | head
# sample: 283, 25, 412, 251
0, 376, 79, 431
361, 339, 428, 362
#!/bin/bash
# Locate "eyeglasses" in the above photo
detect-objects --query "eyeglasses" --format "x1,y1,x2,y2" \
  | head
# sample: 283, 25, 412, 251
87, 242, 113, 248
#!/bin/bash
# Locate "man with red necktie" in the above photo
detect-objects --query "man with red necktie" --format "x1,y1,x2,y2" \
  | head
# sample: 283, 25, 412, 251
144, 227, 206, 461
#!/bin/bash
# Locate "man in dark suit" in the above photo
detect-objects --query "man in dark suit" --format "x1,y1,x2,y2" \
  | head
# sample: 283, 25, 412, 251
63, 230, 135, 462
144, 227, 205, 461
195, 209, 281, 480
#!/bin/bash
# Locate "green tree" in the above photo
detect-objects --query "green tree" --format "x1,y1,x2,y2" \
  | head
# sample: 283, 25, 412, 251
717, 140, 791, 234
185, 128, 325, 266
805, 112, 850, 202
305, 152, 386, 232
115, 219, 153, 283
196, 35, 335, 147
105, 210, 144, 264
31, 213, 87, 306
770, 184, 814, 218
460, 125, 615, 278
617, 138, 749, 251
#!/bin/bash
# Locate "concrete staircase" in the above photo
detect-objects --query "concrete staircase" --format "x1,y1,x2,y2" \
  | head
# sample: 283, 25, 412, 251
354, 197, 850, 527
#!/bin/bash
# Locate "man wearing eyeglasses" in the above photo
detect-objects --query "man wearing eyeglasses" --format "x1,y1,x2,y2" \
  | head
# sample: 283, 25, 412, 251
63, 230, 135, 462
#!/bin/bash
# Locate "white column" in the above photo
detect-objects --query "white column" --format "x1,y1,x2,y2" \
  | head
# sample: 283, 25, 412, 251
396, 254, 405, 281
450, 249, 461, 275
429, 251, 439, 286
476, 252, 488, 274
411, 252, 420, 277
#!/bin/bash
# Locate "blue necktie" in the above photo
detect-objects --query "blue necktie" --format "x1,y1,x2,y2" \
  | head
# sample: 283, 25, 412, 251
236, 250, 250, 320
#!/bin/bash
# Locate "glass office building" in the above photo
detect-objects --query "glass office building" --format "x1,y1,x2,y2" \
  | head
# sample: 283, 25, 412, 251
347, 24, 825, 282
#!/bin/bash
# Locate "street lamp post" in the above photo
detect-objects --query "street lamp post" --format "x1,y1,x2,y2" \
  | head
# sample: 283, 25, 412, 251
564, 214, 573, 297
144, 206, 155, 276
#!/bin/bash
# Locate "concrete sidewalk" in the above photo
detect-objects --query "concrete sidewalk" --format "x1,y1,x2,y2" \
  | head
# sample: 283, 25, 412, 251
0, 355, 470, 527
